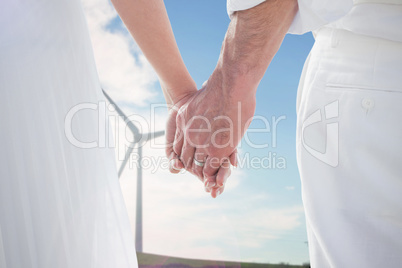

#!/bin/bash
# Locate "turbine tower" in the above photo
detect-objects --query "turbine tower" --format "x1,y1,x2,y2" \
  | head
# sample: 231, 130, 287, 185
103, 89, 164, 252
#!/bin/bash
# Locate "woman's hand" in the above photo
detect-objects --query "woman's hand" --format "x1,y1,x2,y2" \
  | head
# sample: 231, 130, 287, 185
165, 91, 195, 175
169, 76, 255, 197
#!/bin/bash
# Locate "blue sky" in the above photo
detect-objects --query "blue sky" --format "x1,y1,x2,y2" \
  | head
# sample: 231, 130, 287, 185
164, 1, 315, 263
165, 0, 315, 208
84, 0, 315, 265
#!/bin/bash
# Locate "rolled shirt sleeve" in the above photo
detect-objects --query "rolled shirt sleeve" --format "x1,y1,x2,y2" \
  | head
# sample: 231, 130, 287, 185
226, 0, 353, 34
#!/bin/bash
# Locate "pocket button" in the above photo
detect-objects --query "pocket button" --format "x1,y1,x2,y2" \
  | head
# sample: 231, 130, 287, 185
362, 98, 375, 112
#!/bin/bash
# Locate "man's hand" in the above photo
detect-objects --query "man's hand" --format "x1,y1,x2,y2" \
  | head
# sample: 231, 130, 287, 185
173, 77, 254, 196
173, 0, 298, 194
165, 89, 237, 198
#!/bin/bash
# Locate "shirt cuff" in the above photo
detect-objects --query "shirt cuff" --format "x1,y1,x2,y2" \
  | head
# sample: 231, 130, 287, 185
227, 0, 353, 35
226, 0, 266, 17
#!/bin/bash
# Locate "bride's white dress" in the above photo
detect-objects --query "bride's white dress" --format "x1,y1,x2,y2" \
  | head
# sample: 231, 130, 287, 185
0, 0, 138, 267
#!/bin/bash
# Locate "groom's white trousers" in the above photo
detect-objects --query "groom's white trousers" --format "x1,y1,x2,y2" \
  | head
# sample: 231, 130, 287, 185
296, 27, 402, 267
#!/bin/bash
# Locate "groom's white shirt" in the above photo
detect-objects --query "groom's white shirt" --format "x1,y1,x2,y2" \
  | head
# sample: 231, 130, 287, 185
227, 0, 402, 42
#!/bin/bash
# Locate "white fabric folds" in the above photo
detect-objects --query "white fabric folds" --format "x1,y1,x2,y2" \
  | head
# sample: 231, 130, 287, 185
0, 0, 138, 267
296, 27, 402, 267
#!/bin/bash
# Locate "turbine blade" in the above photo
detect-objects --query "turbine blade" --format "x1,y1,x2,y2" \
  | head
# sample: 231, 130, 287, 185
102, 89, 139, 134
142, 130, 165, 142
118, 144, 135, 178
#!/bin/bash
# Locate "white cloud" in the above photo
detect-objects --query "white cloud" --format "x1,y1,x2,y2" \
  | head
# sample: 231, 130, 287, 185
82, 0, 158, 107
81, 0, 307, 264
109, 107, 305, 262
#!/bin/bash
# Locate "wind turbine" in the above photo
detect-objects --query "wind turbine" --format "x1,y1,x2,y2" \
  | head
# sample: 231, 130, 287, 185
102, 89, 164, 253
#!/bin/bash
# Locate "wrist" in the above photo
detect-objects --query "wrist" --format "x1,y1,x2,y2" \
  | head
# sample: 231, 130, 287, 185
161, 79, 197, 107
209, 63, 258, 104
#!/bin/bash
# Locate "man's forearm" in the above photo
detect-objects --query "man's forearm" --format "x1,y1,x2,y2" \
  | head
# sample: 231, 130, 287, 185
211, 0, 298, 100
